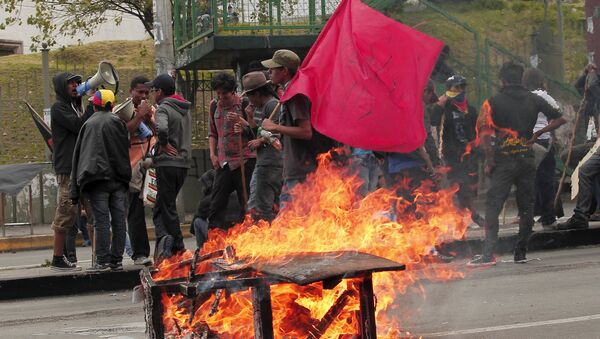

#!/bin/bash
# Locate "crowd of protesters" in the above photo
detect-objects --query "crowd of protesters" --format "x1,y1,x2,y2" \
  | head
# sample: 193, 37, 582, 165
50, 47, 600, 272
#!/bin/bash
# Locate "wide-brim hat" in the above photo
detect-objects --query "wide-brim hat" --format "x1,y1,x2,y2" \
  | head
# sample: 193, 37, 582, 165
241, 71, 271, 96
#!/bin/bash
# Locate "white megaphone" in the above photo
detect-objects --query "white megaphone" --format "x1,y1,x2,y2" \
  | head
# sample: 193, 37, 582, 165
77, 61, 119, 96
112, 98, 134, 121
112, 98, 153, 139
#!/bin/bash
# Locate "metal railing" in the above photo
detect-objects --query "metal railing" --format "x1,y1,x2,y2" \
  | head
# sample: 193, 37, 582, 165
174, 0, 342, 51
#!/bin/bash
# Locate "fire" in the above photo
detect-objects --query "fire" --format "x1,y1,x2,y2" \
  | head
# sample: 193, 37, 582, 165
154, 150, 470, 337
462, 99, 521, 160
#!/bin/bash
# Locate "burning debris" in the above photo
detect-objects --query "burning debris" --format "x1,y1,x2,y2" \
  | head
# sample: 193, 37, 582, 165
143, 152, 470, 338
142, 248, 405, 338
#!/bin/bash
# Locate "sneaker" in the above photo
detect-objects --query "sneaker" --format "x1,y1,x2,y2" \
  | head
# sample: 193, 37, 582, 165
466, 255, 496, 267
471, 213, 485, 228
66, 255, 77, 264
50, 256, 82, 272
514, 252, 527, 264
133, 256, 153, 266
110, 262, 124, 271
556, 216, 589, 230
541, 221, 557, 230
86, 263, 112, 272
82, 239, 92, 247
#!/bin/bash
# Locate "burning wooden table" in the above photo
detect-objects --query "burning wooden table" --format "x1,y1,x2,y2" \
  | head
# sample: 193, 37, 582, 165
141, 247, 405, 338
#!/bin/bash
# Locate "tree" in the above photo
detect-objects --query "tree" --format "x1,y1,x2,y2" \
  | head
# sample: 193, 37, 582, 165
0, 0, 155, 51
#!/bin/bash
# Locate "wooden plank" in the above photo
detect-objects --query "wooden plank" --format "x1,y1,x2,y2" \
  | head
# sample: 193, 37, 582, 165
249, 251, 404, 286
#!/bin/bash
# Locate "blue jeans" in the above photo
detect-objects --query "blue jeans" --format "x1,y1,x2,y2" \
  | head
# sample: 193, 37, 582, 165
86, 182, 127, 265
250, 165, 283, 221
279, 178, 304, 212
352, 154, 381, 197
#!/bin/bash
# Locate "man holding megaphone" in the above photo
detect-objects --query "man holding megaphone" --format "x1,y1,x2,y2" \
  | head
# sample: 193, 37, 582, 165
49, 72, 94, 271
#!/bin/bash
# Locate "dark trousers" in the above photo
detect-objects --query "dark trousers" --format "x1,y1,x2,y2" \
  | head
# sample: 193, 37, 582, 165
483, 156, 536, 259
447, 158, 479, 213
574, 147, 600, 219
86, 182, 127, 265
127, 192, 150, 259
534, 142, 557, 224
208, 159, 256, 229
153, 166, 187, 252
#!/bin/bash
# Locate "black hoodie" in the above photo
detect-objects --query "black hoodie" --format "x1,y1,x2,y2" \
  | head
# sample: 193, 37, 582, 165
50, 72, 91, 175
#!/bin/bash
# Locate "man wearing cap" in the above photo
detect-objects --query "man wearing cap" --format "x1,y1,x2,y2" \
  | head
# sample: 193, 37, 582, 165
49, 72, 93, 271
70, 90, 131, 271
207, 72, 256, 229
260, 49, 315, 209
242, 71, 282, 222
146, 74, 192, 258
430, 75, 483, 228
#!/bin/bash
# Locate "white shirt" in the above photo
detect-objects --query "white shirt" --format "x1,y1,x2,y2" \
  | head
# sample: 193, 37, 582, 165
531, 89, 559, 140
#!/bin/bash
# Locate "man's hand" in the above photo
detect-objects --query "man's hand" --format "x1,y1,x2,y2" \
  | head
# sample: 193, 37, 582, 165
159, 143, 179, 156
437, 94, 448, 107
525, 132, 540, 146
226, 112, 243, 124
138, 100, 152, 120
248, 139, 263, 150
233, 122, 243, 134
210, 153, 220, 169
261, 118, 277, 132
245, 104, 255, 120
484, 159, 496, 176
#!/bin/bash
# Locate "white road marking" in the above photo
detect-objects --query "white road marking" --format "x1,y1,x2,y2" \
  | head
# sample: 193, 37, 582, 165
422, 313, 600, 337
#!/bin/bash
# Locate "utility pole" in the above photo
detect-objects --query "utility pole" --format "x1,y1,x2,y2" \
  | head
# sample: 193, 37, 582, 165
153, 0, 176, 76
556, 0, 565, 81
41, 43, 52, 161
585, 0, 600, 65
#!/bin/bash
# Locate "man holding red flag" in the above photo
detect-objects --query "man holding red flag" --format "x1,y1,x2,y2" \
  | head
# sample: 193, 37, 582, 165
261, 50, 317, 209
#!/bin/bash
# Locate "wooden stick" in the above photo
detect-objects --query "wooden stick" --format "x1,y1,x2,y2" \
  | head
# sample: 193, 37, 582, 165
238, 133, 248, 210
268, 101, 281, 120
555, 93, 587, 208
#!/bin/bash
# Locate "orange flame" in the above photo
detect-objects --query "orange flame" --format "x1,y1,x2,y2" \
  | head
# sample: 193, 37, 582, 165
154, 151, 470, 337
462, 99, 522, 160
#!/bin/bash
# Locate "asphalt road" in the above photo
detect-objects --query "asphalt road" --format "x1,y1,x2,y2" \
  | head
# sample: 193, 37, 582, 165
1, 246, 600, 338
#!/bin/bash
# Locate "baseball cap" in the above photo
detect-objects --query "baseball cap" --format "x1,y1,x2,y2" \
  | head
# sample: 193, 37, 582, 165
92, 89, 116, 108
66, 73, 82, 83
145, 74, 176, 95
261, 49, 300, 70
445, 75, 467, 88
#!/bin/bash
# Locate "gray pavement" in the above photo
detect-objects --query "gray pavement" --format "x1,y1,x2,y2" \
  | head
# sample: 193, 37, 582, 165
2, 246, 600, 338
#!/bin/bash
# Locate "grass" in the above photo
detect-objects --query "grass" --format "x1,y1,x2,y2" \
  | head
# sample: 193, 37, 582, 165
0, 40, 156, 165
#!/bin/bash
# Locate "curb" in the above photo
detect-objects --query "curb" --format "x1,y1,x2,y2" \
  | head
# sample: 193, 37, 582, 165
444, 227, 600, 258
0, 267, 142, 301
0, 224, 192, 252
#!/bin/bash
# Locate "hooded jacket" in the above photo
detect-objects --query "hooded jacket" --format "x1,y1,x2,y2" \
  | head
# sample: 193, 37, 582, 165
153, 95, 192, 168
50, 72, 90, 175
69, 110, 131, 200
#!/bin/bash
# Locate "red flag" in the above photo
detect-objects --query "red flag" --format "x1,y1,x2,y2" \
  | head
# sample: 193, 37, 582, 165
282, 0, 444, 153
